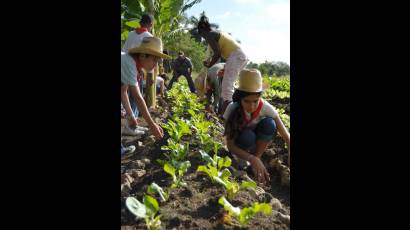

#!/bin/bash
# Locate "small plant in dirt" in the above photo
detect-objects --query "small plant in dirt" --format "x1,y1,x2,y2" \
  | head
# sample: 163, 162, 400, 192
162, 117, 191, 142
126, 195, 162, 230
161, 139, 190, 163
147, 182, 169, 202
163, 161, 191, 188
218, 196, 272, 227
197, 151, 256, 199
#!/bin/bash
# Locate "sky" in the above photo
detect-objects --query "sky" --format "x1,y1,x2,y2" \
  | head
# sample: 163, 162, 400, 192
185, 0, 290, 65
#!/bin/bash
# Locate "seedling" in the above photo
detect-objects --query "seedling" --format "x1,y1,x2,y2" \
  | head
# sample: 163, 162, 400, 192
126, 195, 162, 230
164, 161, 191, 188
218, 196, 272, 226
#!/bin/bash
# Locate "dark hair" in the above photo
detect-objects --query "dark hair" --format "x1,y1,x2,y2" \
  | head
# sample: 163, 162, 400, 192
140, 14, 153, 26
178, 51, 184, 55
197, 15, 211, 32
224, 90, 262, 140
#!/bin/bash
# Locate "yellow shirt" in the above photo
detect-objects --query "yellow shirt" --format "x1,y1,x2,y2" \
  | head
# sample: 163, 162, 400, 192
218, 32, 241, 59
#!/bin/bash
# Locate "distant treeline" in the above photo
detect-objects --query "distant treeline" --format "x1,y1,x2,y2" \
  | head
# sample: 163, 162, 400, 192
247, 61, 290, 77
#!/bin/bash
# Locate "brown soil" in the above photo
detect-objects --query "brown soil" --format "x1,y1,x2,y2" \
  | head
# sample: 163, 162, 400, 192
121, 97, 290, 230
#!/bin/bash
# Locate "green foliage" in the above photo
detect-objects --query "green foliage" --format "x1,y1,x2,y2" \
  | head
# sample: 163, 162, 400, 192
250, 61, 290, 77
147, 182, 169, 202
164, 31, 207, 72
162, 117, 191, 141
161, 139, 189, 162
164, 161, 191, 188
197, 152, 253, 199
126, 195, 162, 230
218, 196, 272, 226
265, 76, 290, 92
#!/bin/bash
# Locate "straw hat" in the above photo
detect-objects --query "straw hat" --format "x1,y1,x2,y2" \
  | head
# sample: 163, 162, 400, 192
237, 69, 263, 93
195, 71, 207, 96
128, 37, 171, 59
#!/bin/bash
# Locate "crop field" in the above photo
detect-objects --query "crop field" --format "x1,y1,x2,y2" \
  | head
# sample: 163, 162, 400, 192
121, 76, 290, 230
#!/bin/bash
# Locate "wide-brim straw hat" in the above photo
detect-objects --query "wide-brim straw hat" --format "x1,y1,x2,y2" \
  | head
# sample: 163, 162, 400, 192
195, 71, 207, 96
128, 37, 171, 59
236, 68, 263, 93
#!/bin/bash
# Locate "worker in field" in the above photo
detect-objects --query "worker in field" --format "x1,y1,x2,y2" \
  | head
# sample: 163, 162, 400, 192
224, 69, 290, 184
195, 63, 225, 114
121, 37, 170, 141
122, 13, 154, 131
197, 14, 248, 114
168, 51, 196, 93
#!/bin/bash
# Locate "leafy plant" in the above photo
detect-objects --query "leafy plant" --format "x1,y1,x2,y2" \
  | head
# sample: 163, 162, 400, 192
164, 161, 191, 188
162, 117, 191, 141
126, 195, 162, 230
197, 152, 256, 199
218, 196, 272, 226
147, 182, 169, 202
161, 139, 190, 162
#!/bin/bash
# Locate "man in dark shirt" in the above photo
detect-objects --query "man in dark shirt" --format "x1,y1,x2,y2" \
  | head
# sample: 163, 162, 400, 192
168, 51, 196, 93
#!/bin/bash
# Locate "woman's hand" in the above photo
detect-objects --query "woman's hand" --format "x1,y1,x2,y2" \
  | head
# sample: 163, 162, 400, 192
249, 156, 270, 184
149, 123, 164, 140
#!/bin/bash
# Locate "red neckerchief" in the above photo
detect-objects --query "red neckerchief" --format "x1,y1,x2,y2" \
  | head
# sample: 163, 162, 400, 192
241, 99, 263, 125
135, 27, 148, 34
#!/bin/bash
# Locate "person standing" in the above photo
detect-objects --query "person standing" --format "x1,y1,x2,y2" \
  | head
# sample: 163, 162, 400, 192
168, 51, 196, 93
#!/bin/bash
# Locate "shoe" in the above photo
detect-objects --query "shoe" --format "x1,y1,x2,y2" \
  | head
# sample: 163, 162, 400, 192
122, 126, 145, 136
136, 126, 149, 131
121, 136, 141, 144
122, 145, 136, 156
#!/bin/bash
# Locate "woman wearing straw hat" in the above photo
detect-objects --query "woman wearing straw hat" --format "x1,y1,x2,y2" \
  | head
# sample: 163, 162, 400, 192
121, 36, 171, 140
224, 69, 290, 184
197, 14, 248, 114
195, 63, 225, 114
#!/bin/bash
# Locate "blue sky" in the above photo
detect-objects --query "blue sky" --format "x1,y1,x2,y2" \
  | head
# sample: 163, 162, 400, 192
185, 0, 290, 65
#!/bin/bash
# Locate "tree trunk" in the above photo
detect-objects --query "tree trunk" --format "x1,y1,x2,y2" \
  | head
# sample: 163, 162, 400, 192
145, 0, 157, 108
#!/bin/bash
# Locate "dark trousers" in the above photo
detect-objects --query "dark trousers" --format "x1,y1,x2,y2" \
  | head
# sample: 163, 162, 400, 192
168, 71, 196, 93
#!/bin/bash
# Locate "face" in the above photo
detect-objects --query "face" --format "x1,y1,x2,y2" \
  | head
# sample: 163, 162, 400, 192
241, 94, 261, 113
140, 54, 161, 70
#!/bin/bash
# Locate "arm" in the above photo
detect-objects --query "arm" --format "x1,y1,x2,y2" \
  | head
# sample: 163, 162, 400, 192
274, 116, 290, 165
226, 138, 254, 162
187, 58, 193, 73
226, 137, 270, 184
128, 84, 164, 139
204, 32, 221, 68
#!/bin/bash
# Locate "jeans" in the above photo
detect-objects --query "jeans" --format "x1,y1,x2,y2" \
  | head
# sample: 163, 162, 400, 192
168, 72, 196, 93
128, 77, 144, 118
121, 143, 125, 155
235, 117, 277, 151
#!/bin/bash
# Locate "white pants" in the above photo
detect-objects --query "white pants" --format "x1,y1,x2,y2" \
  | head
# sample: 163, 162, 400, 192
221, 48, 248, 101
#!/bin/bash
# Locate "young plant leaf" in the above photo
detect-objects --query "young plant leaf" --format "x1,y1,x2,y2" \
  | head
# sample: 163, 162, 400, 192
238, 203, 272, 225
143, 195, 159, 217
199, 150, 216, 165
218, 196, 241, 217
164, 163, 176, 182
125, 197, 146, 219
240, 181, 257, 190
147, 183, 168, 202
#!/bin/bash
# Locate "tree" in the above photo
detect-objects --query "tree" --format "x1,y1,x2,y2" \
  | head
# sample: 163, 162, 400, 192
121, 0, 203, 107
164, 31, 207, 72
246, 62, 258, 69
